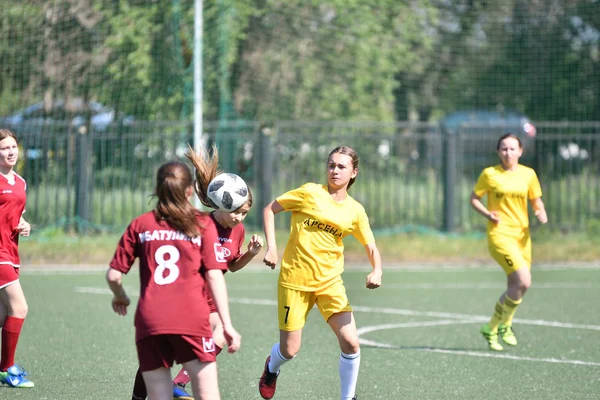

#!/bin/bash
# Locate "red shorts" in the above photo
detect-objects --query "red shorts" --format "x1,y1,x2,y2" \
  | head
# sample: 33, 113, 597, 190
0, 266, 19, 289
136, 334, 217, 372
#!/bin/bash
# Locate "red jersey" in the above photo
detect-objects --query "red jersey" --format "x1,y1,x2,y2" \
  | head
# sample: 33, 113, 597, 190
0, 172, 26, 268
109, 211, 227, 342
204, 213, 246, 312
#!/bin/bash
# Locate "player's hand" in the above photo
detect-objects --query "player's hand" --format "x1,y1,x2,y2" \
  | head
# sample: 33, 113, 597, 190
535, 209, 548, 224
263, 246, 278, 270
247, 234, 264, 255
486, 211, 500, 224
112, 295, 130, 316
17, 220, 31, 237
223, 325, 241, 353
366, 269, 382, 289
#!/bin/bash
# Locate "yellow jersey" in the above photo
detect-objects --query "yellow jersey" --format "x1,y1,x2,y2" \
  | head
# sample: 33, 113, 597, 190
276, 183, 375, 291
473, 164, 543, 235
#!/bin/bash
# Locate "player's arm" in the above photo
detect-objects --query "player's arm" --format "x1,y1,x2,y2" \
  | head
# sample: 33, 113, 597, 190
530, 197, 548, 224
228, 234, 264, 272
364, 241, 382, 289
205, 268, 241, 353
470, 191, 499, 224
263, 200, 284, 270
106, 268, 130, 316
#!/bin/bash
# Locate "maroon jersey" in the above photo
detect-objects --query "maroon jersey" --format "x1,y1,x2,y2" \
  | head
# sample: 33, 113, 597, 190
0, 173, 26, 268
109, 211, 227, 342
204, 213, 246, 312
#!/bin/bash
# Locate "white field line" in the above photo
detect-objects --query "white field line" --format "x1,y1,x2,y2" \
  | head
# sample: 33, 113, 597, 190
21, 263, 600, 274
77, 287, 600, 367
377, 283, 597, 289
357, 334, 600, 367
75, 288, 600, 331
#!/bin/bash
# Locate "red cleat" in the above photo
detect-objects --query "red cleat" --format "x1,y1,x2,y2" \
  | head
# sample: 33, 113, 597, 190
258, 356, 279, 399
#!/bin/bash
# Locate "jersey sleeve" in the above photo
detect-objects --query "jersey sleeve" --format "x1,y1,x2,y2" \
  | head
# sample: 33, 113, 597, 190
473, 169, 490, 198
351, 205, 375, 246
276, 184, 309, 211
109, 222, 138, 274
528, 169, 543, 199
200, 218, 228, 272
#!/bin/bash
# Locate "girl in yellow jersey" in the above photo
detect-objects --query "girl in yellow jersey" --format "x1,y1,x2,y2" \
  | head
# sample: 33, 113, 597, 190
258, 146, 382, 400
470, 133, 548, 351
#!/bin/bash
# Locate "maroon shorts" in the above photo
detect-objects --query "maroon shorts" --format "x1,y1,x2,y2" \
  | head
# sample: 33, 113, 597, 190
136, 334, 217, 372
0, 266, 19, 289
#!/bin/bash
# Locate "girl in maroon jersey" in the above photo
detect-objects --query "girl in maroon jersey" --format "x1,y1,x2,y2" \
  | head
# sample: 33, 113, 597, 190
107, 160, 241, 400
0, 129, 33, 389
166, 146, 264, 398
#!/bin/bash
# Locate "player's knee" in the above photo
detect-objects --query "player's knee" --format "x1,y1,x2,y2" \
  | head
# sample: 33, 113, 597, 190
280, 342, 300, 359
9, 301, 28, 318
339, 335, 360, 354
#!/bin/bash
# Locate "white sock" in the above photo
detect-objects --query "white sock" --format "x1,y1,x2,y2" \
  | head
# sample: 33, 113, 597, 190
339, 350, 360, 400
268, 343, 293, 374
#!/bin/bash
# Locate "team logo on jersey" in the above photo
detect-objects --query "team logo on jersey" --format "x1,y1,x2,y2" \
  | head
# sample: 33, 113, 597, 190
1, 189, 12, 194
213, 243, 231, 263
203, 337, 215, 353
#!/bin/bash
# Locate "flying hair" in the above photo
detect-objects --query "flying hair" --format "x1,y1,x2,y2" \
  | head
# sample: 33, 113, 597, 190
186, 144, 254, 210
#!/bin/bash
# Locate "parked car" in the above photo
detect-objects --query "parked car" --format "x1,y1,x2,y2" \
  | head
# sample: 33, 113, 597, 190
1, 98, 134, 160
2, 98, 133, 132
441, 110, 537, 170
415, 110, 588, 176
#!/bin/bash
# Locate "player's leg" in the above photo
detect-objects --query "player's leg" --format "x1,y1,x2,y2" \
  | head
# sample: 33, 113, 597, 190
172, 313, 223, 399
131, 367, 148, 400
182, 359, 220, 400
0, 276, 33, 388
142, 368, 173, 400
498, 233, 532, 346
173, 334, 219, 400
259, 285, 310, 399
318, 282, 359, 400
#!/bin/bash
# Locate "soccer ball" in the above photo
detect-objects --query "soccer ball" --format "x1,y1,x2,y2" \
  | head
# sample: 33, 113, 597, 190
207, 173, 249, 212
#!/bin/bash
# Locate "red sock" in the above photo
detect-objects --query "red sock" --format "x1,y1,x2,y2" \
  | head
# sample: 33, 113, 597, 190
132, 368, 147, 399
0, 316, 24, 371
173, 367, 190, 386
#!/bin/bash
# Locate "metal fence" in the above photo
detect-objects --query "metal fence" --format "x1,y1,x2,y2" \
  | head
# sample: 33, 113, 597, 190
5, 120, 600, 233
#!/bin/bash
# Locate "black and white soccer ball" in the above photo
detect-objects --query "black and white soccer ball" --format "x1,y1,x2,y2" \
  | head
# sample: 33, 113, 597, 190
207, 173, 249, 212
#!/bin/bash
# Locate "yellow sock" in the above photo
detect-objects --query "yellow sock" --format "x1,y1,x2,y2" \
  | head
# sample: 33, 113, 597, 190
500, 295, 522, 326
488, 301, 504, 331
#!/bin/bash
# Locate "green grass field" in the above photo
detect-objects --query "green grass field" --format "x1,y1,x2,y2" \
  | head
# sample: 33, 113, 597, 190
3, 263, 600, 400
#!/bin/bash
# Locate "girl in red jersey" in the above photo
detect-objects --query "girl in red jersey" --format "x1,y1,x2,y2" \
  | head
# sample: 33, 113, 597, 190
0, 129, 34, 389
130, 146, 264, 400
107, 160, 241, 400
168, 147, 264, 398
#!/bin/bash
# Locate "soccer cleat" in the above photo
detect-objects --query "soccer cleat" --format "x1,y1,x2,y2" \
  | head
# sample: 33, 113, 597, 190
498, 324, 518, 346
259, 356, 279, 399
0, 364, 34, 388
480, 324, 503, 351
172, 383, 194, 400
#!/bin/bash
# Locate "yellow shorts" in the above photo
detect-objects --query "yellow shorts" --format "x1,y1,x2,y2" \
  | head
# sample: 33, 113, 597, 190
488, 230, 531, 275
277, 280, 353, 331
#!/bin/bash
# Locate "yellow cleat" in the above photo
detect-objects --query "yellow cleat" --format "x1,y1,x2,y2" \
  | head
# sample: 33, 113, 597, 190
480, 324, 503, 351
499, 324, 518, 346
